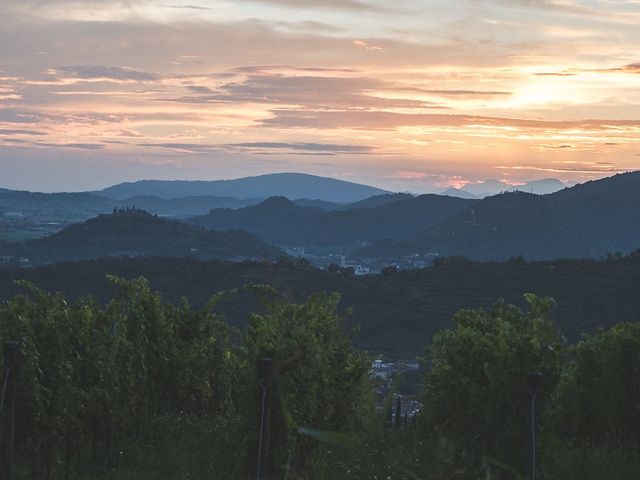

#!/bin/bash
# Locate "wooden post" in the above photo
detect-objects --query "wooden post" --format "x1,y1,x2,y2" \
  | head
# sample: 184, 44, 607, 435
0, 341, 20, 480
527, 372, 543, 480
256, 358, 274, 480
394, 394, 402, 429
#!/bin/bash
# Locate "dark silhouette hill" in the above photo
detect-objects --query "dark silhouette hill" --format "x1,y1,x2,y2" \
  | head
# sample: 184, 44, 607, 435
1, 210, 281, 265
2, 253, 639, 355
548, 171, 640, 254
188, 194, 476, 246
360, 171, 640, 261
96, 172, 390, 202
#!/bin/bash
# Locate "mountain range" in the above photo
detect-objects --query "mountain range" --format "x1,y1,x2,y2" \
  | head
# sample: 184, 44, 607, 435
3, 171, 638, 268
361, 172, 640, 262
443, 178, 567, 198
95, 172, 390, 203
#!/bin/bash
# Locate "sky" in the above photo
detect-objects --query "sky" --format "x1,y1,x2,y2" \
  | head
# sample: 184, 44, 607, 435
0, 0, 639, 192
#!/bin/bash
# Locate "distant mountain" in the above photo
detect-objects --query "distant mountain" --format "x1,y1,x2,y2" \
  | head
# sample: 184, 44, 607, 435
97, 173, 390, 203
440, 188, 477, 199
458, 178, 566, 198
462, 179, 510, 197
188, 194, 475, 247
359, 171, 640, 262
1, 210, 281, 265
510, 178, 566, 195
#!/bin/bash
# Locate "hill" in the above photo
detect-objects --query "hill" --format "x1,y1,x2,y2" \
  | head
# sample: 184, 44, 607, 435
0, 210, 282, 265
97, 173, 390, 202
344, 192, 414, 209
2, 254, 639, 355
0, 190, 264, 243
292, 193, 413, 211
440, 188, 477, 199
188, 194, 475, 247
360, 171, 640, 262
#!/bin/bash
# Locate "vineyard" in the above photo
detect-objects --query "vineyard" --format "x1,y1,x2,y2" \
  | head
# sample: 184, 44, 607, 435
0, 278, 638, 479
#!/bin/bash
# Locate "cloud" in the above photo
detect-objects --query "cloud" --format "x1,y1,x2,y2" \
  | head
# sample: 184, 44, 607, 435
242, 0, 378, 11
399, 87, 511, 97
538, 144, 574, 149
225, 142, 375, 154
33, 142, 105, 149
137, 142, 226, 155
260, 110, 640, 131
0, 129, 45, 136
160, 3, 211, 10
495, 163, 625, 174
171, 74, 446, 109
53, 65, 159, 82
536, 62, 640, 77
117, 129, 145, 137
353, 40, 383, 52
138, 141, 376, 155
231, 65, 358, 74
185, 85, 215, 94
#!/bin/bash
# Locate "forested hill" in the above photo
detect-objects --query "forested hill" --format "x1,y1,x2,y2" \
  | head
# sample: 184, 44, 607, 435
0, 210, 282, 265
188, 194, 475, 246
2, 253, 639, 355
360, 171, 640, 261
96, 172, 390, 202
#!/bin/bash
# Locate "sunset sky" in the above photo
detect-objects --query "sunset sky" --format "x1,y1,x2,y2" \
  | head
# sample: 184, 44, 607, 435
1, 0, 639, 192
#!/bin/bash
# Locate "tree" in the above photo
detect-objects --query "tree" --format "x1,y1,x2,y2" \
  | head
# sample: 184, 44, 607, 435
548, 322, 640, 446
421, 294, 565, 478
0, 277, 237, 478
242, 290, 374, 477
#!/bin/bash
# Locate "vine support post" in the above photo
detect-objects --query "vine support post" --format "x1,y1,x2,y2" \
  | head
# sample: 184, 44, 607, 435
256, 357, 274, 480
0, 341, 20, 480
527, 372, 543, 480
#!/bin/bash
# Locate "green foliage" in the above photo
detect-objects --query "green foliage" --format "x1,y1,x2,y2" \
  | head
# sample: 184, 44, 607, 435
547, 322, 640, 447
243, 291, 374, 477
1, 277, 639, 479
0, 277, 236, 479
421, 294, 565, 478
5, 253, 640, 356
540, 442, 640, 480
0, 212, 282, 266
